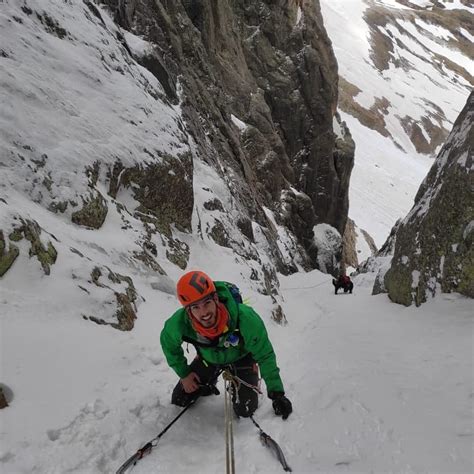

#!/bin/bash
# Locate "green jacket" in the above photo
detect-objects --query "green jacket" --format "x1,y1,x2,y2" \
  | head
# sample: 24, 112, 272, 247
160, 281, 284, 394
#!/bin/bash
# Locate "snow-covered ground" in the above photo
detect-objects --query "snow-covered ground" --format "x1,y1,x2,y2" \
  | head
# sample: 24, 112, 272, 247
343, 113, 433, 247
1, 250, 472, 473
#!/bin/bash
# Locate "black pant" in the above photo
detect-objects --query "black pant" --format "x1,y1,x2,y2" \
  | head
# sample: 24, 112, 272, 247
333, 280, 353, 294
171, 353, 259, 417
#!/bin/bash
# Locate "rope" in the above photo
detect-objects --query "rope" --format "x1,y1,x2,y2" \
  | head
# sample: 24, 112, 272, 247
281, 280, 328, 291
223, 371, 236, 474
220, 369, 268, 474
228, 372, 262, 395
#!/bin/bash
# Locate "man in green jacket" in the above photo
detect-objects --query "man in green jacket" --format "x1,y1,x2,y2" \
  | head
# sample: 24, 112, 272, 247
160, 270, 293, 419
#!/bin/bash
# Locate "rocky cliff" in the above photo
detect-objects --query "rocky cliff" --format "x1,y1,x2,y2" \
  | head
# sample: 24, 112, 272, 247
0, 0, 354, 328
383, 92, 473, 306
108, 0, 354, 268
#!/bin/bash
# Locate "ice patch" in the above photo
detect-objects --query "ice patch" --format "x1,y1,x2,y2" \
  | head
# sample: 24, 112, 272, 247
333, 115, 343, 139
230, 114, 247, 131
296, 6, 303, 25
313, 223, 341, 273
463, 221, 474, 240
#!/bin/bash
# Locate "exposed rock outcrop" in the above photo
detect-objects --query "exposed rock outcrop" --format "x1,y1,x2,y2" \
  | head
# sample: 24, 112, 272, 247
71, 191, 108, 229
342, 218, 378, 271
2, 219, 58, 276
384, 92, 473, 305
361, 229, 377, 255
104, 0, 354, 271
108, 154, 193, 236
81, 265, 140, 331
0, 230, 19, 277
342, 218, 358, 270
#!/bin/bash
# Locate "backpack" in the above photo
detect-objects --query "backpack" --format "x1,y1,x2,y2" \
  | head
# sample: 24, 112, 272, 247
223, 281, 243, 305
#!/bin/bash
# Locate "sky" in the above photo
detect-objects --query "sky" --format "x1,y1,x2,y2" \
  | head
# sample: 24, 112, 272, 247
0, 1, 473, 473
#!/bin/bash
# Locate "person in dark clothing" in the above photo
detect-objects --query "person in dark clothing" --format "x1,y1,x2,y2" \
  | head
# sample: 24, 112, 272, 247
160, 270, 293, 419
332, 274, 354, 294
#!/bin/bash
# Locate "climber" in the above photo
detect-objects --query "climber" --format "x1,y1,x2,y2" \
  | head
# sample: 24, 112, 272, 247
332, 273, 353, 294
160, 270, 293, 419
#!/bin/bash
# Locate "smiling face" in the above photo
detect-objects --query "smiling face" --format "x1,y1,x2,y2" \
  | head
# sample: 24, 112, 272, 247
188, 293, 218, 328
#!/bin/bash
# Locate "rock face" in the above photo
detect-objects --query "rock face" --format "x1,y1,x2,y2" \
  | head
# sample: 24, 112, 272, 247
107, 0, 354, 270
0, 231, 19, 277
341, 218, 377, 271
81, 266, 139, 331
1, 219, 57, 276
384, 92, 473, 306
0, 0, 354, 329
71, 191, 108, 229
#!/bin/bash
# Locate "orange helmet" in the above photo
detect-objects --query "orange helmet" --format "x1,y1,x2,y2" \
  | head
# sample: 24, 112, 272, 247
176, 271, 216, 306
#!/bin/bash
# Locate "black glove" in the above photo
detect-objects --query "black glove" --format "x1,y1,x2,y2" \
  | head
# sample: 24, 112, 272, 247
268, 391, 293, 420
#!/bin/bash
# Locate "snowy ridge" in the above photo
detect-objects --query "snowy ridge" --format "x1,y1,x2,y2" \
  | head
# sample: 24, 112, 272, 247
321, 0, 472, 156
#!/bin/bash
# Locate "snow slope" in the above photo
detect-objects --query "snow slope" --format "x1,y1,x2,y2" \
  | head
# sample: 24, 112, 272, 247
1, 254, 472, 473
321, 0, 472, 155
0, 0, 187, 208
342, 113, 433, 248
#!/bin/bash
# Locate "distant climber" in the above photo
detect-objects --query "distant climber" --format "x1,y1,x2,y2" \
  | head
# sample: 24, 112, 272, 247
332, 273, 353, 295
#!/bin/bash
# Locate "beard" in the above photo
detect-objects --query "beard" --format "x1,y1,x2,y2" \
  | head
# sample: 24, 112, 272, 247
199, 311, 217, 328
188, 302, 230, 339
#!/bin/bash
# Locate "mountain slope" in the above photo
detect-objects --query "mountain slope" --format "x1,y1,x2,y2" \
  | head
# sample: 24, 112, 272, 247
0, 0, 355, 335
320, 0, 473, 254
384, 91, 473, 305
0, 2, 472, 472
322, 0, 473, 156
1, 264, 472, 473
